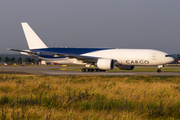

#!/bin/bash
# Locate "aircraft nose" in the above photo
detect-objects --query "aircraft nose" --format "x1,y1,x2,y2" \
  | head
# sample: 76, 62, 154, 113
169, 57, 175, 63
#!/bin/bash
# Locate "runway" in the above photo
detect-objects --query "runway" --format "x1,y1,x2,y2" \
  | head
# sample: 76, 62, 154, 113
0, 66, 180, 76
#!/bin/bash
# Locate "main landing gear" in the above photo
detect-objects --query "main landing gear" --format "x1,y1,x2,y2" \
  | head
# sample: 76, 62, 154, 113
157, 69, 161, 73
81, 68, 106, 72
157, 65, 164, 73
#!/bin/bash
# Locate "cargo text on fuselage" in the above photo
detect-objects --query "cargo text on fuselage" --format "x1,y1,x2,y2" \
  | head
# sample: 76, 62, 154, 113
126, 60, 149, 64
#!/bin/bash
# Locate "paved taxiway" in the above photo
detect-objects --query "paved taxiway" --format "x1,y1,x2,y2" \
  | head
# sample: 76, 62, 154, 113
0, 66, 180, 76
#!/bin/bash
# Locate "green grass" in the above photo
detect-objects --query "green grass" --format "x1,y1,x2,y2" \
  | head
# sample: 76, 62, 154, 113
0, 74, 179, 119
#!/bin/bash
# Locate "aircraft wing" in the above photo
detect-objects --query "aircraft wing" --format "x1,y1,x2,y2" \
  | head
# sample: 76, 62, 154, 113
7, 49, 38, 55
35, 50, 98, 64
7, 49, 98, 64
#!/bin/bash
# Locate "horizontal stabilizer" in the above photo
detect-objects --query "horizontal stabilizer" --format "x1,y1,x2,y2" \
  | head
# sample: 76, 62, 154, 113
7, 48, 38, 55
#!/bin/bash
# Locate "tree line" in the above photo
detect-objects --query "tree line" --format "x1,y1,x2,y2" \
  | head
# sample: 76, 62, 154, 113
0, 57, 40, 64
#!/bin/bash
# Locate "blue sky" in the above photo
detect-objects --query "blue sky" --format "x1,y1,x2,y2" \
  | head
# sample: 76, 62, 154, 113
0, 0, 180, 54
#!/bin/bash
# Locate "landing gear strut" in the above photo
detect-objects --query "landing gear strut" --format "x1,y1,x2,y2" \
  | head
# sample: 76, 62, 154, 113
81, 68, 106, 72
157, 65, 164, 73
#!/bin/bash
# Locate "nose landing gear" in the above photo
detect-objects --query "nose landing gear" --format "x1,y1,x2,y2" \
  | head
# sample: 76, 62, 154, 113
157, 65, 164, 73
157, 69, 161, 73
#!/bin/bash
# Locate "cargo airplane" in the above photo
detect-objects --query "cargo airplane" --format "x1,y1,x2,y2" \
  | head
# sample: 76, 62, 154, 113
8, 23, 174, 73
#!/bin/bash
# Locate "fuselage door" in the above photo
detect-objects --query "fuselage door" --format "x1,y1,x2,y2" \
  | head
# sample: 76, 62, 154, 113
152, 53, 157, 60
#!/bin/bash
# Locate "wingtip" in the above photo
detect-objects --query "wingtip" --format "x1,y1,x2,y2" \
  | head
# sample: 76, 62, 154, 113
6, 48, 11, 51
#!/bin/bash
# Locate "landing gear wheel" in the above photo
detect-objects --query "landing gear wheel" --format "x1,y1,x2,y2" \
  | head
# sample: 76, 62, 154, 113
81, 68, 106, 72
157, 69, 161, 73
94, 68, 99, 72
81, 68, 85, 72
99, 69, 106, 72
89, 68, 94, 72
93, 69, 106, 72
85, 68, 89, 72
101, 70, 106, 72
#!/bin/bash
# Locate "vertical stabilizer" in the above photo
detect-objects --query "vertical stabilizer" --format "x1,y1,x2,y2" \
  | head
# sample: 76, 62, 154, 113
21, 22, 48, 49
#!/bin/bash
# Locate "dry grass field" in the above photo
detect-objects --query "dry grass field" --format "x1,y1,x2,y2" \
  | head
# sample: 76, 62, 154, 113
0, 74, 179, 119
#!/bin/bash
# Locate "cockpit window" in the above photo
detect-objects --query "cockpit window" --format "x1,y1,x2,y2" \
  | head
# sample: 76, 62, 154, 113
165, 55, 172, 57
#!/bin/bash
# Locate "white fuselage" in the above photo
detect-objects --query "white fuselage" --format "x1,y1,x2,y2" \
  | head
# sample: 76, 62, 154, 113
11, 23, 174, 72
38, 49, 174, 66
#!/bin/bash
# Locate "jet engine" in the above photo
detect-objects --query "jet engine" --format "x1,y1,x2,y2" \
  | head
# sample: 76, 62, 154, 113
118, 65, 135, 70
97, 59, 114, 70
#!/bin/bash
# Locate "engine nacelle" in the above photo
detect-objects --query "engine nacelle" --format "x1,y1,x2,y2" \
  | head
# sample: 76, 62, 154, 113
118, 65, 135, 70
97, 59, 114, 70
